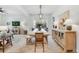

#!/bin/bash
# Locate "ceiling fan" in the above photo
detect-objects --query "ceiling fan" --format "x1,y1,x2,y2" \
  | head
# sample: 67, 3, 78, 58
0, 8, 6, 13
0, 8, 4, 13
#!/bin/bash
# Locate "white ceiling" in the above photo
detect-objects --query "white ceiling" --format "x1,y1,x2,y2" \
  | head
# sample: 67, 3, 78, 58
0, 5, 28, 17
0, 5, 60, 16
21, 5, 60, 14
0, 5, 20, 14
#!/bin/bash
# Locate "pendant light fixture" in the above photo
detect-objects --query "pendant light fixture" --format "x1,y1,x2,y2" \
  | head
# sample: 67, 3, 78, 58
39, 5, 42, 19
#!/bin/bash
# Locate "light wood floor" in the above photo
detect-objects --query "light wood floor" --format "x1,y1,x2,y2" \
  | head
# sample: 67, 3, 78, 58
0, 35, 63, 53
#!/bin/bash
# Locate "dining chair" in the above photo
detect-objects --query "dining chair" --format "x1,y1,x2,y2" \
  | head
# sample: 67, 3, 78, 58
35, 33, 44, 52
6, 34, 13, 46
26, 35, 32, 45
0, 32, 13, 53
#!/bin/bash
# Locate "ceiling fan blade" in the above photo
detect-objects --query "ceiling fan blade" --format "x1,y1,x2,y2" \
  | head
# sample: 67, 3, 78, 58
0, 8, 5, 13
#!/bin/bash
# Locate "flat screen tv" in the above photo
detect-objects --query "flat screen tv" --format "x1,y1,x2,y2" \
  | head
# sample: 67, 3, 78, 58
12, 21, 20, 26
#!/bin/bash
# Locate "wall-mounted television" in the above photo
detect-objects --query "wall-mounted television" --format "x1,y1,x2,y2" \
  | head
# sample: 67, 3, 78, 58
12, 21, 20, 26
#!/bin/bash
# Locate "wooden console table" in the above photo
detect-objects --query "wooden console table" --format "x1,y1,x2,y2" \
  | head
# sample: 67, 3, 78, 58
52, 29, 76, 53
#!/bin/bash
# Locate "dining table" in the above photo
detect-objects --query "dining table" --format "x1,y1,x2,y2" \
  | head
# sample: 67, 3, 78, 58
28, 31, 49, 36
27, 31, 50, 43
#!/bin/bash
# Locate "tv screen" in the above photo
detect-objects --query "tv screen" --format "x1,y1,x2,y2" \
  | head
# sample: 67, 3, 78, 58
12, 21, 20, 26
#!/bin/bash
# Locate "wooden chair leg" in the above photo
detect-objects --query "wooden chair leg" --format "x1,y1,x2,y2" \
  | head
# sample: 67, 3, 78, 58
26, 38, 28, 44
30, 38, 32, 44
10, 36, 13, 46
26, 38, 27, 44
42, 42, 44, 52
3, 39, 4, 53
0, 41, 2, 46
29, 39, 31, 43
45, 36, 48, 44
35, 43, 36, 52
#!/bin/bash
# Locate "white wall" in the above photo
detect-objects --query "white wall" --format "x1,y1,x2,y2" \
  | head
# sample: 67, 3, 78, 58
6, 14, 30, 30
0, 5, 31, 31
53, 5, 79, 24
0, 13, 7, 26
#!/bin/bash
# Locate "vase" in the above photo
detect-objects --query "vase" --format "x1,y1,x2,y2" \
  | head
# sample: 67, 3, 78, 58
66, 25, 72, 30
